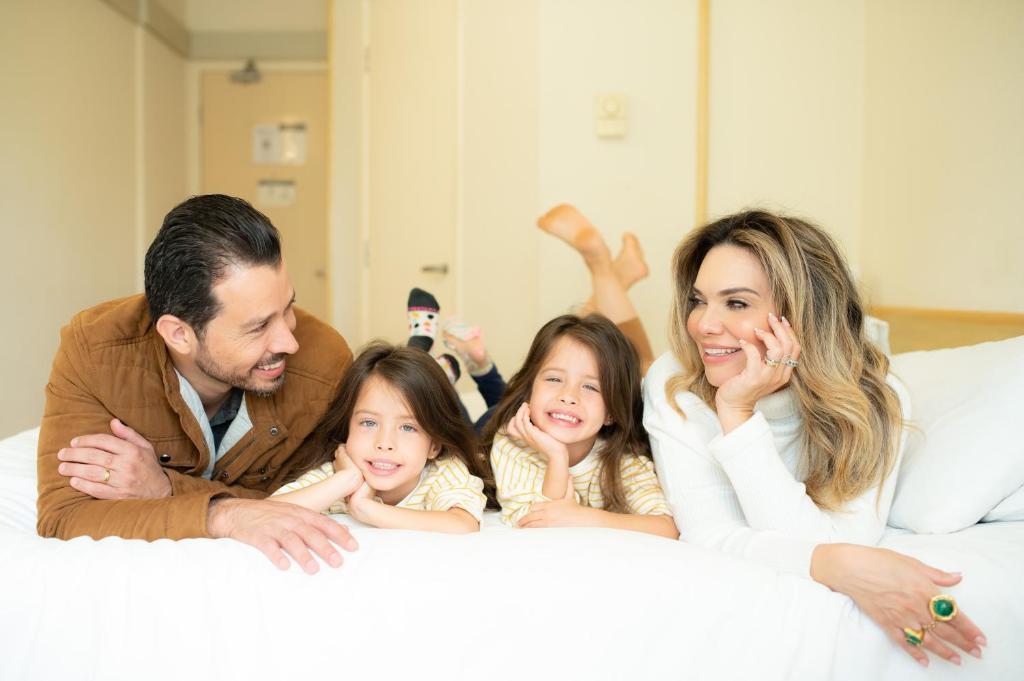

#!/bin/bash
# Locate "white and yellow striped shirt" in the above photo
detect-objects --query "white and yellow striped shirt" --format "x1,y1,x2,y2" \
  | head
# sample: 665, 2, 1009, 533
272, 455, 487, 521
490, 432, 672, 527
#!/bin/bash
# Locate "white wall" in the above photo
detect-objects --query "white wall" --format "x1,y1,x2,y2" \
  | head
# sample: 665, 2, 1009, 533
535, 0, 698, 357
0, 0, 186, 435
707, 0, 865, 271
862, 0, 1024, 312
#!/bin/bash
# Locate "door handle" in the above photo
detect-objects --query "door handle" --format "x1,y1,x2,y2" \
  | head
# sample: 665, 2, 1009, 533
420, 263, 449, 275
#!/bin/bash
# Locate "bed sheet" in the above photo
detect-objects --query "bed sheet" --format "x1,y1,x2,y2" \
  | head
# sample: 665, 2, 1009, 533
1, 428, 1020, 681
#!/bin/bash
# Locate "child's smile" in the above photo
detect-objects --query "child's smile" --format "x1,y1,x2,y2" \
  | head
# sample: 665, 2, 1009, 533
528, 336, 608, 463
346, 376, 439, 504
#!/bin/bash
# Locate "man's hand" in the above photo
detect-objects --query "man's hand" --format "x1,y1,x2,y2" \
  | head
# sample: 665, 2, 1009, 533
207, 497, 359, 574
57, 418, 172, 499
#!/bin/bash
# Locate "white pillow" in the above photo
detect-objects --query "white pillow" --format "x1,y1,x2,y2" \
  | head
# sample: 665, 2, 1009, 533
888, 334, 1024, 533
983, 485, 1024, 523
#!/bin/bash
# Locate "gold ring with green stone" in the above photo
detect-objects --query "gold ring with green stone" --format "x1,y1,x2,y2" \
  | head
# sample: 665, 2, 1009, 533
903, 626, 925, 646
929, 595, 958, 622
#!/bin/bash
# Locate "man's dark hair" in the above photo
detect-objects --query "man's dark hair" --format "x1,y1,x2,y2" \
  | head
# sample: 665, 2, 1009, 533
144, 194, 282, 336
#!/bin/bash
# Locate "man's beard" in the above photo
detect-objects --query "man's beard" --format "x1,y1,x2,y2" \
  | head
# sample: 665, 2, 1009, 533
195, 341, 287, 397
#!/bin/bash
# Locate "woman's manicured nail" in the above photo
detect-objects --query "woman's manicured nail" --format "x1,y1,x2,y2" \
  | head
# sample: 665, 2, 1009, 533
950, 656, 961, 666
782, 316, 790, 326
970, 648, 982, 658
768, 312, 776, 320
976, 635, 987, 647
917, 657, 928, 667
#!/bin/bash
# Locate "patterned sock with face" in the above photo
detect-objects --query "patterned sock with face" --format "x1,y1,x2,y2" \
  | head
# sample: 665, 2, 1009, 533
407, 288, 440, 352
435, 353, 462, 385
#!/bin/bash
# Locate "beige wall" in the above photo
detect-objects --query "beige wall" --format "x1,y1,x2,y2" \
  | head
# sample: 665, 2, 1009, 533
707, 0, 865, 272
862, 0, 1024, 312
0, 0, 186, 435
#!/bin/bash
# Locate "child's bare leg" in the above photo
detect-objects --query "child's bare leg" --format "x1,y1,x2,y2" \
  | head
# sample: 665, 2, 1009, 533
538, 205, 633, 323
579, 232, 650, 315
538, 204, 654, 372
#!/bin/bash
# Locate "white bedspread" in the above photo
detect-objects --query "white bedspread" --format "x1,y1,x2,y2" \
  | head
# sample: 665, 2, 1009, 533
1, 428, 1021, 681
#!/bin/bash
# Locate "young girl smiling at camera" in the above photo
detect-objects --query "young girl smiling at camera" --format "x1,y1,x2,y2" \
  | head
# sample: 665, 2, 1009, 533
481, 314, 678, 538
270, 343, 494, 533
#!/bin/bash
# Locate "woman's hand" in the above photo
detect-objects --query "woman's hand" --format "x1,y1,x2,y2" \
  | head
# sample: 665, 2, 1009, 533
812, 544, 987, 667
506, 403, 570, 464
715, 313, 801, 433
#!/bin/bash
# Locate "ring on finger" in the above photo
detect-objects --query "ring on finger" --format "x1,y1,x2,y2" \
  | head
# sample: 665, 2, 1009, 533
783, 358, 799, 368
929, 595, 958, 622
903, 626, 926, 647
764, 356, 782, 367
102, 468, 111, 484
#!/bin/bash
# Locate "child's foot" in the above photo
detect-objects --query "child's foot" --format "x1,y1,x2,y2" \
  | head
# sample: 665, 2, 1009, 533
407, 288, 439, 352
537, 204, 612, 270
435, 353, 461, 385
442, 319, 493, 376
613, 232, 649, 289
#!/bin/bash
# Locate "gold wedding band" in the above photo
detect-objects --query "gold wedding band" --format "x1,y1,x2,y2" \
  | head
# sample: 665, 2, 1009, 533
102, 468, 111, 484
764, 357, 781, 367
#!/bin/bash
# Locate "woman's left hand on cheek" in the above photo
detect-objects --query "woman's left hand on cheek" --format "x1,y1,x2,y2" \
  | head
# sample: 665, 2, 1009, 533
716, 313, 801, 412
518, 497, 597, 528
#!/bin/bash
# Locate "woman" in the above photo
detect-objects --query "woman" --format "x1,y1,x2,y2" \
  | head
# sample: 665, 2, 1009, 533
644, 210, 986, 667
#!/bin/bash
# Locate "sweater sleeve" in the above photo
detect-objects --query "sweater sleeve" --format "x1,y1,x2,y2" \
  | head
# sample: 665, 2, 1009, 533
643, 354, 911, 577
490, 433, 551, 527
709, 376, 910, 548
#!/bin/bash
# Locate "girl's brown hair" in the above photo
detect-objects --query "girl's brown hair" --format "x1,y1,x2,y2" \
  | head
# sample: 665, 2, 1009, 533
307, 342, 496, 506
480, 314, 649, 513
667, 210, 903, 510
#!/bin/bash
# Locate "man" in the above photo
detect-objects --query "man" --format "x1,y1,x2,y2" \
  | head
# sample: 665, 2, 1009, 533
37, 194, 357, 574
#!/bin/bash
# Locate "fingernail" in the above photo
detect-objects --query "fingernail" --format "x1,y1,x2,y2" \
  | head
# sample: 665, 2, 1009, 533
328, 553, 342, 567
58, 464, 67, 474
70, 438, 78, 447
917, 657, 928, 667
57, 449, 65, 460
950, 571, 962, 576
951, 656, 961, 666
976, 635, 987, 647
782, 316, 790, 326
738, 339, 747, 345
970, 648, 982, 659
768, 312, 776, 320
305, 561, 319, 574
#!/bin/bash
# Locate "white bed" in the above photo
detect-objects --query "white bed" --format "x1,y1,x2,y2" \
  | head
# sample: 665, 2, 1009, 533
2, 336, 1023, 681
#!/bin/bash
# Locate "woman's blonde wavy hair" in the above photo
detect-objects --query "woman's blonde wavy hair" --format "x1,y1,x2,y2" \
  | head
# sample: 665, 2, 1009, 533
667, 210, 903, 511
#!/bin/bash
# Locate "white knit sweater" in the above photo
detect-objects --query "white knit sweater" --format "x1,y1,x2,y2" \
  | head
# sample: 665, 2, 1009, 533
643, 352, 910, 577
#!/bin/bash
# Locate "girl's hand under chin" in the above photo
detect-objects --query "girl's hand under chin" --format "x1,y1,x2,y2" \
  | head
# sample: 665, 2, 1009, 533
333, 444, 365, 497
714, 313, 801, 431
345, 481, 378, 522
506, 402, 570, 464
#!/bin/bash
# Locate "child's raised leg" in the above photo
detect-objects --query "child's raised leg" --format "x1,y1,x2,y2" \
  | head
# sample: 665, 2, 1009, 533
537, 204, 654, 372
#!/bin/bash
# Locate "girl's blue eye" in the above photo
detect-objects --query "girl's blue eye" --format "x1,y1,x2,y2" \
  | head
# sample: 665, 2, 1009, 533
400, 424, 417, 433
583, 383, 600, 393
545, 376, 561, 383
359, 419, 376, 428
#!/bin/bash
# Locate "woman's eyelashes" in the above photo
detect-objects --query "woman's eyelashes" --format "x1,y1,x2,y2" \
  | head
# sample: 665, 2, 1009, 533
689, 294, 749, 310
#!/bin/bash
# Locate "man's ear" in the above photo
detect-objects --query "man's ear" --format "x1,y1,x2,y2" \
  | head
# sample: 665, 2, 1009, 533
155, 314, 197, 355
